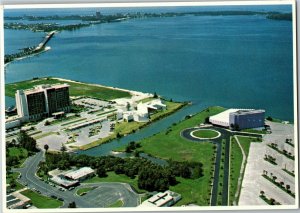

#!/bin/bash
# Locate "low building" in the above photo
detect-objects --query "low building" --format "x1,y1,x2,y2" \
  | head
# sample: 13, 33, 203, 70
64, 167, 95, 181
5, 116, 21, 130
139, 190, 181, 207
123, 112, 134, 122
50, 175, 79, 189
7, 191, 31, 209
209, 108, 265, 130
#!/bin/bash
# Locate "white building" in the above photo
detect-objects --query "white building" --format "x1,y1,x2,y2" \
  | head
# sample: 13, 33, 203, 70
5, 116, 21, 130
139, 190, 181, 207
209, 108, 265, 129
64, 167, 95, 181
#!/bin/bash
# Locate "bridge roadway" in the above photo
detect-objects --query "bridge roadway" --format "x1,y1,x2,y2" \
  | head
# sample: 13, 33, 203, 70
181, 126, 261, 206
13, 151, 140, 208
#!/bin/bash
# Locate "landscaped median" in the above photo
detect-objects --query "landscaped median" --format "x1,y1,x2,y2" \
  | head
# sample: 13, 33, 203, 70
78, 100, 188, 150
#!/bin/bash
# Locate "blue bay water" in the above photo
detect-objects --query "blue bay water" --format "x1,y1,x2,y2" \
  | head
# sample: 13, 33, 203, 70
4, 6, 294, 123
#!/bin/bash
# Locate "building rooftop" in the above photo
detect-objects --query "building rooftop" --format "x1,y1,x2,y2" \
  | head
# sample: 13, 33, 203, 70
19, 84, 69, 95
64, 167, 95, 180
50, 175, 78, 188
209, 109, 248, 124
139, 190, 181, 207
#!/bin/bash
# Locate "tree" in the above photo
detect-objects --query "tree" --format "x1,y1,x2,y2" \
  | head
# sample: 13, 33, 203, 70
266, 116, 273, 121
96, 167, 107, 177
272, 176, 277, 182
60, 145, 67, 152
44, 120, 51, 126
68, 201, 76, 208
286, 184, 291, 192
44, 144, 49, 153
260, 190, 265, 197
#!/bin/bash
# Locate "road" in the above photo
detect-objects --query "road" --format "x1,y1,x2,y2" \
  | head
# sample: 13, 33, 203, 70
13, 151, 140, 208
181, 126, 262, 206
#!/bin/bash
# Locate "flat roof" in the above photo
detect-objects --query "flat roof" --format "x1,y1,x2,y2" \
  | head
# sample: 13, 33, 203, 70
50, 176, 78, 187
209, 109, 243, 124
64, 167, 94, 180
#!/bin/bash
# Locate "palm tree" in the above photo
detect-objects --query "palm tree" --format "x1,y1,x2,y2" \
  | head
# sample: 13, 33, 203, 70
286, 184, 291, 192
272, 176, 277, 182
260, 191, 265, 197
44, 144, 49, 153
279, 181, 284, 187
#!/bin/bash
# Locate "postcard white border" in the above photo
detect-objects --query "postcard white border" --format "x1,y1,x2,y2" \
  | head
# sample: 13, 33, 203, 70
1, 1, 298, 213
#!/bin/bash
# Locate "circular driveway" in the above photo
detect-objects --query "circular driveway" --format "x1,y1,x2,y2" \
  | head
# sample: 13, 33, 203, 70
190, 129, 221, 140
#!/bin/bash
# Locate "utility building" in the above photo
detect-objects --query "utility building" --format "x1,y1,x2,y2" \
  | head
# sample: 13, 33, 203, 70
15, 84, 70, 121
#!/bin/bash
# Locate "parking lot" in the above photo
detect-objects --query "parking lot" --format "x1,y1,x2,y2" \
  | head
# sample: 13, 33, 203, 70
239, 121, 295, 206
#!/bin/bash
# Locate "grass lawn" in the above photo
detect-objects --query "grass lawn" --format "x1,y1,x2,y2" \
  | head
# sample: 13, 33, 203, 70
83, 171, 146, 194
108, 199, 124, 207
61, 118, 87, 126
20, 189, 63, 208
138, 97, 155, 103
192, 129, 219, 139
5, 77, 131, 100
137, 106, 226, 205
6, 172, 24, 191
33, 131, 57, 140
216, 139, 226, 205
236, 136, 261, 158
229, 137, 243, 205
49, 115, 78, 125
8, 147, 28, 167
76, 187, 95, 196
241, 129, 267, 134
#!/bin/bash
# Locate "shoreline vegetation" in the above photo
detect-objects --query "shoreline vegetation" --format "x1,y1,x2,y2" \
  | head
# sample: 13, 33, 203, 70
4, 10, 291, 65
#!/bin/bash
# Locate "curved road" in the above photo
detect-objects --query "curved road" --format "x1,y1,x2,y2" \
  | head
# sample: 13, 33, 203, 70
181, 126, 262, 206
13, 151, 140, 208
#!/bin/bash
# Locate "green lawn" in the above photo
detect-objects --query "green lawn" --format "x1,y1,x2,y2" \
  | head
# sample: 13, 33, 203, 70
6, 172, 24, 191
216, 139, 226, 205
108, 199, 124, 207
137, 106, 226, 205
8, 147, 28, 167
76, 187, 95, 196
241, 129, 267, 134
49, 115, 78, 125
236, 136, 261, 158
83, 171, 146, 194
33, 131, 57, 140
138, 97, 155, 103
20, 189, 63, 208
61, 118, 87, 126
192, 129, 219, 139
5, 77, 131, 100
229, 137, 243, 205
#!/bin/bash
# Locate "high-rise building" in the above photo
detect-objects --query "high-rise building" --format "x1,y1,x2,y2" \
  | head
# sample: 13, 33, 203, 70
15, 84, 70, 121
